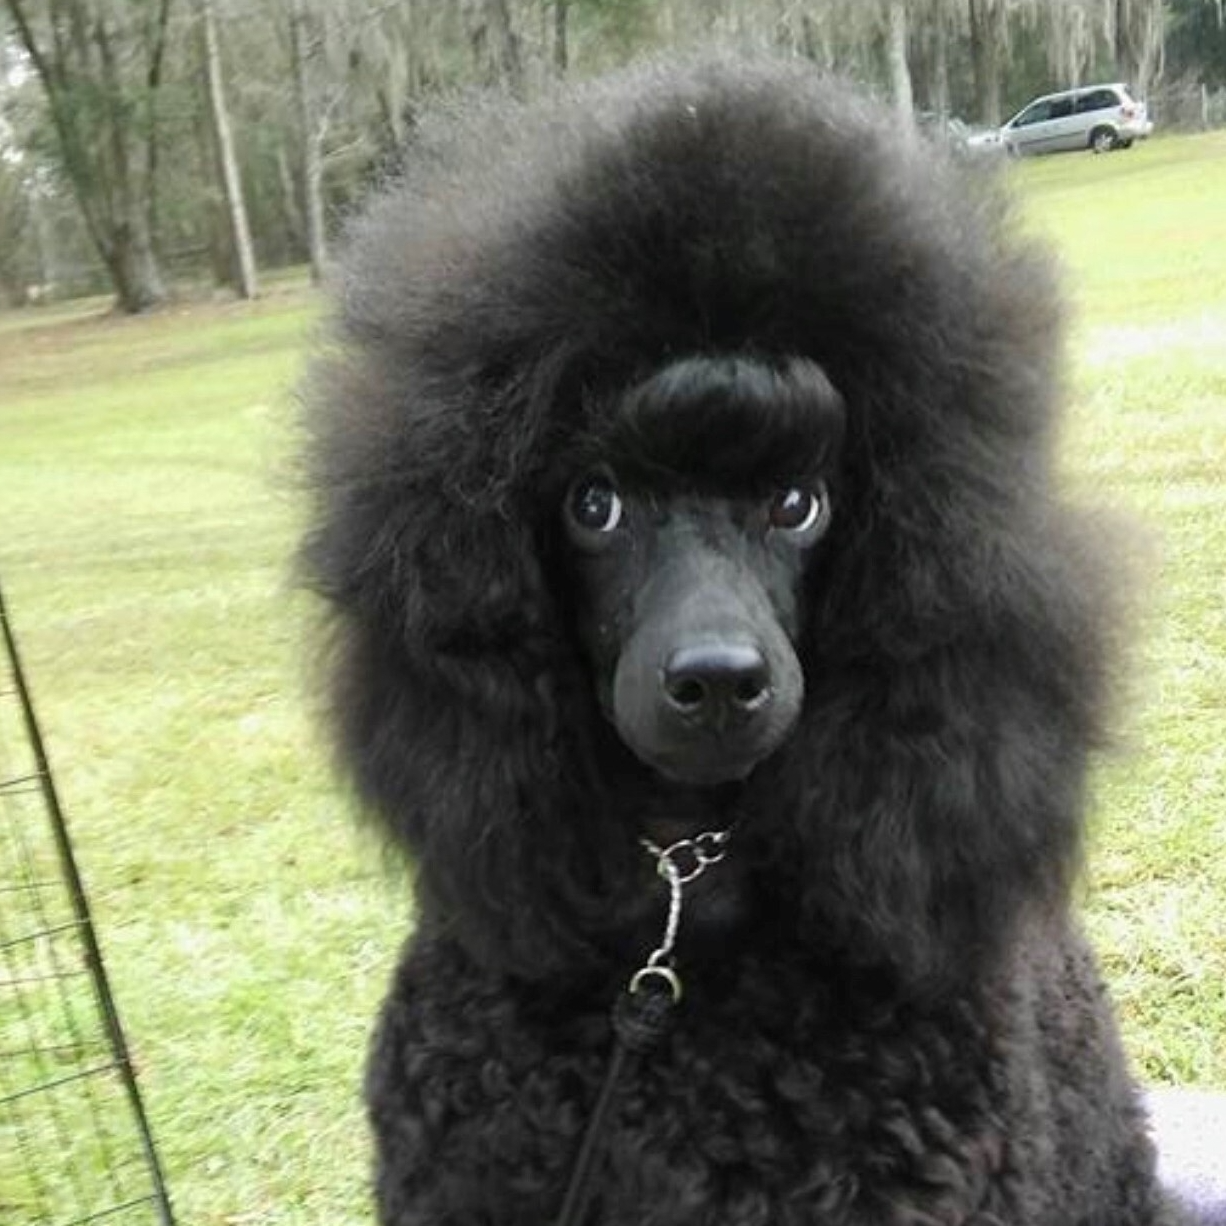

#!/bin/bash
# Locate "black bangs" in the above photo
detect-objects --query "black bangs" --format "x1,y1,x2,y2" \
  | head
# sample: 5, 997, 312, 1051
598, 355, 845, 489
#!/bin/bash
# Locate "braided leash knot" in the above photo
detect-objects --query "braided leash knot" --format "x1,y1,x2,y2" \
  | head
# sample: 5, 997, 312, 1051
612, 982, 677, 1055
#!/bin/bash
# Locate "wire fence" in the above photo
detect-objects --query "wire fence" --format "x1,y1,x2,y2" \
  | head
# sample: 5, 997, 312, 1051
0, 581, 174, 1226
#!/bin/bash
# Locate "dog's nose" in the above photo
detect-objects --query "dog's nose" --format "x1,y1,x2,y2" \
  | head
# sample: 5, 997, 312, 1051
662, 643, 772, 728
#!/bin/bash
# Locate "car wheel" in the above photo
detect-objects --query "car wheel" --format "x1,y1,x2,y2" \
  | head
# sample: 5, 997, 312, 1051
1090, 126, 1117, 153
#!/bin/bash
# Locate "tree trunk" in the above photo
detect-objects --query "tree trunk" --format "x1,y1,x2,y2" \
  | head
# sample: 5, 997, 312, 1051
144, 0, 173, 268
289, 0, 327, 283
462, 0, 525, 94
277, 145, 306, 255
969, 0, 1004, 125
108, 217, 167, 314
886, 0, 915, 123
1113, 0, 1165, 97
202, 0, 258, 299
553, 0, 569, 76
2, 0, 171, 313
302, 132, 326, 285
932, 16, 950, 120
192, 86, 234, 287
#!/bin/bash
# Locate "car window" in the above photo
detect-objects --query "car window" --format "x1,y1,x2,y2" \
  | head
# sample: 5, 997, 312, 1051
1017, 101, 1052, 126
1076, 89, 1118, 113
1049, 97, 1075, 119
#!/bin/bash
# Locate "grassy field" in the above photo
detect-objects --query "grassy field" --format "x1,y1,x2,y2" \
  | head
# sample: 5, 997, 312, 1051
1, 131, 1224, 1223
1015, 134, 1226, 1086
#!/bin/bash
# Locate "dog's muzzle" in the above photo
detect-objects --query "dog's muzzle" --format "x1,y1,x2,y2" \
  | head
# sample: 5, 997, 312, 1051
612, 568, 804, 786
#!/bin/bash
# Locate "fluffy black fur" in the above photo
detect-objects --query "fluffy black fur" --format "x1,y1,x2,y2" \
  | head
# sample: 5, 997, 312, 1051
302, 57, 1185, 1226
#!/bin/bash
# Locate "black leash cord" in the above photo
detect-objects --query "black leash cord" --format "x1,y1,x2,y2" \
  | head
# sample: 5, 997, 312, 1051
552, 1027, 631, 1226
553, 977, 678, 1226
552, 831, 729, 1226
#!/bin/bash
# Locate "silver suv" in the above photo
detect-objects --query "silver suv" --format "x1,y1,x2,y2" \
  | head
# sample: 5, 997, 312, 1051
1000, 84, 1153, 156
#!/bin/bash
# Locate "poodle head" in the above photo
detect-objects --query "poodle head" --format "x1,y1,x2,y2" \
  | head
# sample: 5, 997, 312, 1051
301, 58, 1118, 988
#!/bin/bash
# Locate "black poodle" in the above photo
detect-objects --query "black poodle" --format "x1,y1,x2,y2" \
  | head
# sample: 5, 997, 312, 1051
302, 58, 1190, 1225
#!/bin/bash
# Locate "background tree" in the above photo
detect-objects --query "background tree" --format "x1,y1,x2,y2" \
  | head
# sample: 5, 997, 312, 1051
287, 0, 326, 282
201, 0, 256, 298
2, 0, 175, 312
1043, 0, 1097, 89
1109, 0, 1167, 93
552, 0, 570, 73
2, 0, 1224, 312
968, 0, 1011, 123
462, 0, 525, 92
1167, 0, 1226, 85
886, 0, 917, 118
0, 151, 32, 305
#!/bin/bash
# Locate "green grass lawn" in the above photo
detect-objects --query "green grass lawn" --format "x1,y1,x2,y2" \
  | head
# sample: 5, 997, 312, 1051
0, 286, 398, 1222
1015, 133, 1226, 1084
0, 131, 1223, 1223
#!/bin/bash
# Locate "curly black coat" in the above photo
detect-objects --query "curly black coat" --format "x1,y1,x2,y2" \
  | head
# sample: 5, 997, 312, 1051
302, 57, 1183, 1226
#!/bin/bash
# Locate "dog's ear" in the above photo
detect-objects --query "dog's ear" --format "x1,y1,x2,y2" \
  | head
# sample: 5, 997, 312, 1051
723, 218, 1120, 991
300, 372, 626, 976
764, 461, 1117, 991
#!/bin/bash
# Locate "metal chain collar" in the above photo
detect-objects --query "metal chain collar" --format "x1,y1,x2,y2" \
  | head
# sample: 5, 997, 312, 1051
628, 829, 731, 1003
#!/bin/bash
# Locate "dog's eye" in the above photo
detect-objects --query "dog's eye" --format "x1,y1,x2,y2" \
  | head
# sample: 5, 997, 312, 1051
768, 486, 828, 536
567, 476, 623, 534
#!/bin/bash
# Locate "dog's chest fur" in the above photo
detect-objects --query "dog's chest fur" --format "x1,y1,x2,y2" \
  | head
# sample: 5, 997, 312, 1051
366, 926, 1158, 1225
